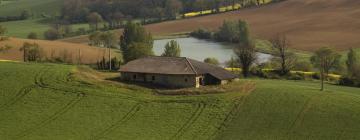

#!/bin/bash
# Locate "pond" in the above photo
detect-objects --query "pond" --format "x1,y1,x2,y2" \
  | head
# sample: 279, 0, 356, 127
154, 37, 271, 66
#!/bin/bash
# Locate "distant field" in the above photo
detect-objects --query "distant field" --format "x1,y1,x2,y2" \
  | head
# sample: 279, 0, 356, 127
0, 0, 63, 17
62, 0, 360, 52
0, 62, 359, 139
0, 37, 118, 64
0, 19, 89, 39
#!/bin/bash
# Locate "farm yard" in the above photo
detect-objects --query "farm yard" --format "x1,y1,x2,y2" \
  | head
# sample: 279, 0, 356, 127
1, 62, 360, 140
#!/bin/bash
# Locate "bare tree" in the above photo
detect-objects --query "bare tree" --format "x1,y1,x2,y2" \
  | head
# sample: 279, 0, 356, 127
271, 34, 297, 75
311, 47, 341, 91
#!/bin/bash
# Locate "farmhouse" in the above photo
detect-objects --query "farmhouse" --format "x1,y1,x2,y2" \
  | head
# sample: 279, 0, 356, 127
119, 56, 238, 88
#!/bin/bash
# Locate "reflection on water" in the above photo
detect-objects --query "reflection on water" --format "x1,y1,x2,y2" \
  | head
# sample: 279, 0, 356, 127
154, 37, 271, 65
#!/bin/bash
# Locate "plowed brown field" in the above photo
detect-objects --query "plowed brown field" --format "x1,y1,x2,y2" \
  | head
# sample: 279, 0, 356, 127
61, 0, 360, 51
0, 38, 117, 64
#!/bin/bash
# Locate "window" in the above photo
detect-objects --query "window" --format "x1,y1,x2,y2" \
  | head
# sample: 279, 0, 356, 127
152, 76, 155, 81
184, 78, 188, 82
133, 74, 137, 80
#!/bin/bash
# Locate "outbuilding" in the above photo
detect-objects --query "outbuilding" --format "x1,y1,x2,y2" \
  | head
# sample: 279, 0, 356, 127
119, 56, 238, 88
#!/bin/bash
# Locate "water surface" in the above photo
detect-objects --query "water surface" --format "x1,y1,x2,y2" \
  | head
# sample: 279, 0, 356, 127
154, 37, 271, 65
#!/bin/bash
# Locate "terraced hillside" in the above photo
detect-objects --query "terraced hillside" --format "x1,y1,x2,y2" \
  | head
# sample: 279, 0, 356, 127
1, 62, 360, 139
62, 0, 360, 51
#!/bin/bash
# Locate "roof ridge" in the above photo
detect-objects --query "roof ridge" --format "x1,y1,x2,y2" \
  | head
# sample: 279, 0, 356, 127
185, 57, 198, 75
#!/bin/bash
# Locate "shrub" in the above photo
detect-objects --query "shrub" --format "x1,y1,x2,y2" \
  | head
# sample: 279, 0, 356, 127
204, 57, 220, 65
44, 28, 61, 40
190, 28, 212, 39
27, 32, 38, 39
294, 61, 313, 71
339, 77, 360, 87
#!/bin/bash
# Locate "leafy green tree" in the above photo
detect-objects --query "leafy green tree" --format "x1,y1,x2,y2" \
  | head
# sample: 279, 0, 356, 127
311, 47, 341, 91
87, 12, 103, 31
162, 40, 181, 57
204, 57, 220, 65
215, 20, 239, 42
126, 43, 154, 62
120, 21, 153, 63
234, 20, 256, 78
346, 48, 359, 78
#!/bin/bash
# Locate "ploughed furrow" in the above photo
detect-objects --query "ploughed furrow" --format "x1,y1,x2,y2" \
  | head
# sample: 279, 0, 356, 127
171, 102, 206, 140
15, 95, 84, 139
90, 103, 142, 140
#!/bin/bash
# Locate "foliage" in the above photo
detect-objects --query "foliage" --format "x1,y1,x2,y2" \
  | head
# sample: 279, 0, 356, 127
233, 20, 256, 78
161, 40, 181, 57
204, 57, 220, 65
293, 61, 313, 72
0, 25, 6, 38
311, 47, 341, 91
120, 21, 153, 63
44, 28, 61, 40
87, 12, 103, 31
346, 48, 359, 78
214, 20, 239, 42
270, 34, 297, 75
19, 42, 44, 62
189, 28, 212, 39
27, 32, 38, 39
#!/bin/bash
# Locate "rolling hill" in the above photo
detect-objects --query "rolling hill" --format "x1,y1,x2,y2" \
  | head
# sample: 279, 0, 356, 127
0, 62, 359, 139
62, 0, 360, 52
0, 37, 117, 64
0, 0, 63, 17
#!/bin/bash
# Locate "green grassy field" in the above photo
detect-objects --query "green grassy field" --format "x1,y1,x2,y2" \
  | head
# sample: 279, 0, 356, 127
0, 0, 62, 17
0, 19, 89, 39
0, 62, 359, 140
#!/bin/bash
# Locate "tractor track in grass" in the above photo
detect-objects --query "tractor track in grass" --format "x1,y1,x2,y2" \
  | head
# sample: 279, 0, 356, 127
209, 96, 248, 140
90, 103, 142, 140
170, 102, 206, 140
287, 94, 322, 135
0, 67, 48, 112
14, 66, 86, 139
15, 95, 83, 139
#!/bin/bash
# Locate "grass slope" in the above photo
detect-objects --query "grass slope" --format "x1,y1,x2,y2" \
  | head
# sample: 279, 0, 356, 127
0, 19, 89, 39
0, 0, 63, 17
217, 79, 360, 140
0, 62, 359, 139
0, 62, 245, 140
